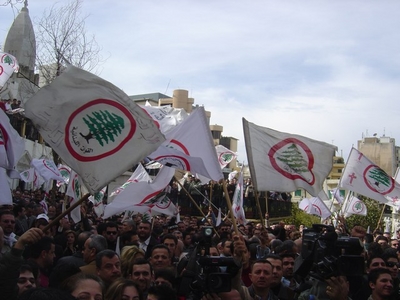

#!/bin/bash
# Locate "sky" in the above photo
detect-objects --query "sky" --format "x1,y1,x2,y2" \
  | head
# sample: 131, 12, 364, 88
1, 0, 400, 165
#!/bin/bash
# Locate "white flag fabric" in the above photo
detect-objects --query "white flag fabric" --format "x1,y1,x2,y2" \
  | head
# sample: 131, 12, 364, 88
135, 195, 178, 217
216, 208, 222, 227
103, 166, 175, 219
149, 107, 223, 181
299, 197, 332, 219
89, 187, 107, 217
33, 170, 45, 190
20, 168, 35, 183
343, 196, 367, 217
228, 170, 238, 181
243, 118, 336, 196
66, 170, 85, 223
330, 187, 344, 204
0, 52, 19, 89
215, 145, 237, 169
25, 65, 165, 194
0, 168, 12, 205
110, 164, 151, 197
0, 108, 25, 171
57, 164, 71, 187
340, 148, 400, 205
31, 158, 66, 182
232, 171, 247, 224
140, 105, 188, 134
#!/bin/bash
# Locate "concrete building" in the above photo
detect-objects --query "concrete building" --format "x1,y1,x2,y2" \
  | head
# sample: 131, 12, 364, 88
358, 135, 398, 177
129, 89, 239, 173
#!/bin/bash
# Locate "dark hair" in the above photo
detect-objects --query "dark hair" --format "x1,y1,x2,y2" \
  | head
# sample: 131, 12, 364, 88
148, 284, 177, 300
28, 237, 54, 259
151, 244, 170, 257
19, 288, 76, 300
96, 249, 119, 269
154, 268, 177, 288
48, 263, 81, 288
76, 231, 91, 251
250, 259, 273, 271
132, 258, 153, 275
104, 278, 142, 300
161, 234, 178, 245
368, 267, 392, 284
60, 273, 103, 294
120, 230, 138, 246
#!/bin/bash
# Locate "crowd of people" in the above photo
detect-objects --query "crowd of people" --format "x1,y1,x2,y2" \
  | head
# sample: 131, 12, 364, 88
1, 187, 400, 300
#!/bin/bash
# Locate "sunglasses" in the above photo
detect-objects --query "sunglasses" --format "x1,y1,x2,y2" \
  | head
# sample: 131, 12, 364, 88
386, 262, 400, 268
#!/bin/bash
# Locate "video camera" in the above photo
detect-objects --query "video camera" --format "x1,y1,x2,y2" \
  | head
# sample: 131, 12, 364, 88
294, 224, 365, 281
177, 226, 241, 300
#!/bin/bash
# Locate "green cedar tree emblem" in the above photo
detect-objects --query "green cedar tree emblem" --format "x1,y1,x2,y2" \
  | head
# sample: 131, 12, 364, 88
3, 55, 13, 65
276, 143, 308, 174
80, 110, 124, 146
222, 153, 233, 162
368, 167, 390, 188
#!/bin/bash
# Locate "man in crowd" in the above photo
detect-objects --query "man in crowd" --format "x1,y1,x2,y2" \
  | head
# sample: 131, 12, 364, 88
26, 236, 56, 287
96, 249, 121, 291
80, 234, 107, 274
368, 268, 393, 300
149, 244, 172, 272
0, 210, 17, 254
138, 221, 158, 258
130, 258, 154, 298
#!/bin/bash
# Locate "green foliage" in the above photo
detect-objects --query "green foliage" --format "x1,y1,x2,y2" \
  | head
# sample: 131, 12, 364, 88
283, 197, 384, 231
283, 202, 320, 227
344, 196, 383, 231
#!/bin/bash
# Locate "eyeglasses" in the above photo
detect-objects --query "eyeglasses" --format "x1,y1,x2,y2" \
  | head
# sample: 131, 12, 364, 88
386, 262, 400, 268
106, 231, 117, 235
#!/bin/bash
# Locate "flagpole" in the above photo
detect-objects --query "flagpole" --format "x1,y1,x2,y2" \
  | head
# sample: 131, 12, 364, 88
254, 190, 265, 227
209, 182, 213, 210
174, 176, 220, 238
174, 176, 207, 219
43, 193, 90, 232
377, 204, 386, 230
222, 180, 239, 235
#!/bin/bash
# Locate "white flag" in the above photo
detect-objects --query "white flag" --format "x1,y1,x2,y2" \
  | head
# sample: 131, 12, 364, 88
0, 52, 19, 89
215, 145, 237, 169
340, 148, 400, 205
66, 170, 85, 223
20, 168, 35, 183
232, 171, 247, 224
110, 164, 151, 197
343, 196, 367, 217
0, 168, 12, 205
103, 166, 175, 219
299, 197, 332, 219
243, 118, 336, 196
89, 187, 107, 217
24, 65, 165, 194
140, 105, 188, 134
149, 107, 223, 181
330, 187, 344, 204
31, 158, 66, 182
57, 164, 71, 187
216, 208, 222, 227
0, 108, 25, 171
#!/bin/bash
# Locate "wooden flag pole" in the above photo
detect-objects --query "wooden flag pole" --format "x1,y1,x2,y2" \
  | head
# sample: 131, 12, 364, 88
43, 193, 90, 232
254, 190, 265, 229
377, 204, 386, 230
174, 176, 219, 238
209, 182, 213, 210
174, 176, 207, 219
222, 180, 239, 235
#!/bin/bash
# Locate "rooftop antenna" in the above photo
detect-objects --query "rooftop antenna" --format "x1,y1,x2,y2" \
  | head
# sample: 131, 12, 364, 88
164, 79, 170, 95
383, 127, 386, 137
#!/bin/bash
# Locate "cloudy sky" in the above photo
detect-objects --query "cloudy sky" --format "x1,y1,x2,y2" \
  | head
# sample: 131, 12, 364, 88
1, 0, 400, 164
